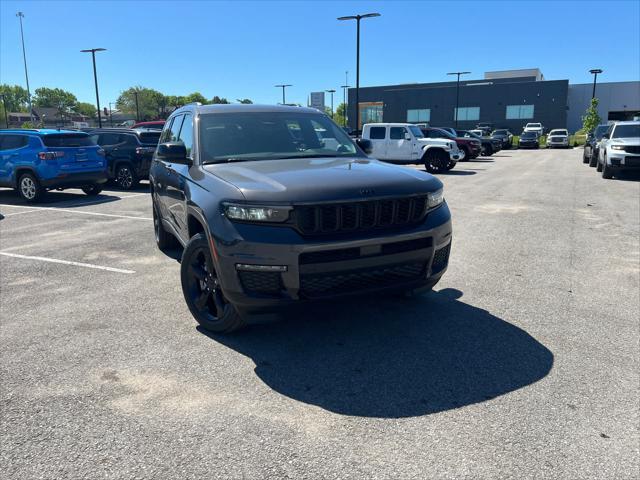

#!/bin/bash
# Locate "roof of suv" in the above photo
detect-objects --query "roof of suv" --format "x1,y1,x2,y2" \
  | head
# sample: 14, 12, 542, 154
613, 121, 640, 126
172, 104, 322, 116
0, 128, 87, 136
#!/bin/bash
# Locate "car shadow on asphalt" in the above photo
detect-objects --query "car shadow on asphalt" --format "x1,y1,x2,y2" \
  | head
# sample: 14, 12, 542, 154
202, 288, 554, 418
437, 170, 477, 176
467, 158, 494, 162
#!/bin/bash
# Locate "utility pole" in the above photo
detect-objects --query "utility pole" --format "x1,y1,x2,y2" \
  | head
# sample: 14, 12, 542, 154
109, 102, 114, 127
16, 12, 33, 121
447, 71, 471, 128
338, 13, 380, 133
325, 89, 336, 118
80, 48, 106, 127
589, 69, 603, 99
133, 90, 140, 121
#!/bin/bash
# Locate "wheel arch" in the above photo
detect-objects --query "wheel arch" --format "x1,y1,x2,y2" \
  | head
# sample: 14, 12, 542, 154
13, 166, 39, 188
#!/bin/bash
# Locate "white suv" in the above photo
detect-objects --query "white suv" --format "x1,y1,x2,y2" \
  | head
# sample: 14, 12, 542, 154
597, 121, 640, 179
547, 129, 569, 148
523, 123, 544, 136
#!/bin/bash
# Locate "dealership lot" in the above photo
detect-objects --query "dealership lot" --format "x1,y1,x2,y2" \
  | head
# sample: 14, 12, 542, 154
1, 149, 638, 479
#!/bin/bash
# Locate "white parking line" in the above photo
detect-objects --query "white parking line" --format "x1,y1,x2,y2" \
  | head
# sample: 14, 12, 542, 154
0, 252, 136, 274
0, 204, 151, 221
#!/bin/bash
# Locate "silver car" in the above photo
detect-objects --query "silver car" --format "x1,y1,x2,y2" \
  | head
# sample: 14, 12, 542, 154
547, 129, 570, 148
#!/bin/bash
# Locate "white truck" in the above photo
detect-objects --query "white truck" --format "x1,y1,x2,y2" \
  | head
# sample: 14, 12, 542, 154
361, 123, 461, 173
523, 122, 544, 136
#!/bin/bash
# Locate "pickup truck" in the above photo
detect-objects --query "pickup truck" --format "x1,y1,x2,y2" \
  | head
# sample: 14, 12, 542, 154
361, 123, 461, 173
523, 123, 544, 136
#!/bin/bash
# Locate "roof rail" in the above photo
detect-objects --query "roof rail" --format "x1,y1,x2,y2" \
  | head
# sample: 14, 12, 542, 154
0, 128, 39, 132
185, 102, 202, 106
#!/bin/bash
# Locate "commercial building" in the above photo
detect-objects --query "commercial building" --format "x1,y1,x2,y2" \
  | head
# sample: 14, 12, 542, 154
346, 68, 640, 133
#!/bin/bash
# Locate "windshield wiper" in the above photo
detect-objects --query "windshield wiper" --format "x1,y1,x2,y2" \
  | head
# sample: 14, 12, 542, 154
203, 158, 252, 165
276, 154, 338, 160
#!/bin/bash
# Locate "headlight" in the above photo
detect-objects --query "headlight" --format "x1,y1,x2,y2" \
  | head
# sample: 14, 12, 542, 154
223, 203, 291, 222
611, 145, 624, 150
427, 189, 444, 209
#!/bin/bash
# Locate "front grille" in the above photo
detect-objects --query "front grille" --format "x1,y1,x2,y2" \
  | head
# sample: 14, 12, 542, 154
293, 196, 428, 236
431, 243, 451, 273
625, 156, 640, 167
299, 237, 433, 265
624, 146, 640, 154
238, 271, 283, 296
300, 262, 425, 298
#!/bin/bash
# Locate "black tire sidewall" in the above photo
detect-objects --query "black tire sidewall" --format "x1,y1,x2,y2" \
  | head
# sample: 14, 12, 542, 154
17, 173, 43, 202
116, 163, 138, 190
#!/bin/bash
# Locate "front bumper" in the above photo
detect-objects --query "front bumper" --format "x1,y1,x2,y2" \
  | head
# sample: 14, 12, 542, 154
40, 170, 108, 189
607, 154, 640, 170
213, 203, 453, 313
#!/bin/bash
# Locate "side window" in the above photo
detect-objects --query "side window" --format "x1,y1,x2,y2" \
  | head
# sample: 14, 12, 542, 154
389, 127, 406, 140
369, 126, 386, 140
99, 133, 121, 146
178, 114, 193, 156
0, 135, 28, 150
169, 115, 184, 142
159, 118, 174, 143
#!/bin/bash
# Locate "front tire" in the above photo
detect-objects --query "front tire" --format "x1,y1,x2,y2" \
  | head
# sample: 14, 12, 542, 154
582, 149, 590, 163
181, 233, 246, 333
601, 155, 613, 179
17, 172, 44, 203
423, 149, 449, 174
589, 149, 599, 167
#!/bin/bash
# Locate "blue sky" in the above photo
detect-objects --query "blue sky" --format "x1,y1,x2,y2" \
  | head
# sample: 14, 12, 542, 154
1, 0, 639, 107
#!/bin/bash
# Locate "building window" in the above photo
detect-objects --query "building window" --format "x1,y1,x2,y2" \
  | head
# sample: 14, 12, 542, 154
407, 109, 430, 123
506, 105, 535, 119
358, 102, 383, 128
454, 107, 480, 121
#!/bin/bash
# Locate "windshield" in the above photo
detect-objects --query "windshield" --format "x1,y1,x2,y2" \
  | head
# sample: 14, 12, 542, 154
612, 124, 640, 138
521, 132, 537, 139
408, 125, 424, 138
42, 134, 96, 147
550, 130, 568, 136
594, 125, 609, 139
493, 130, 508, 135
526, 123, 541, 128
199, 112, 360, 163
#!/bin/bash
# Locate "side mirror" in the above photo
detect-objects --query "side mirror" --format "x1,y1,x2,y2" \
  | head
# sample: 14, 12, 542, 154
404, 133, 412, 141
356, 138, 373, 155
157, 142, 190, 164
602, 133, 610, 139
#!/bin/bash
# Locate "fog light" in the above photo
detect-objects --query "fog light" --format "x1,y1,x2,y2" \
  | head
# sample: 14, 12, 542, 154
236, 264, 288, 272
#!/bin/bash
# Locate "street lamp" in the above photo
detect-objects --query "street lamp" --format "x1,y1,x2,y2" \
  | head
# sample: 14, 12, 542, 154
325, 89, 336, 118
337, 12, 380, 133
275, 84, 292, 105
108, 102, 115, 127
16, 12, 33, 121
589, 69, 603, 99
80, 48, 106, 127
340, 84, 351, 127
447, 71, 471, 128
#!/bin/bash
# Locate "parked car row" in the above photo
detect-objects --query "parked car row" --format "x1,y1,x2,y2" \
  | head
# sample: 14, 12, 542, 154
582, 121, 640, 179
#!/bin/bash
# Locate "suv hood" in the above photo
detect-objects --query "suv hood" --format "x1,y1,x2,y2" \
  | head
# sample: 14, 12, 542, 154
610, 137, 640, 144
203, 157, 442, 203
417, 138, 452, 147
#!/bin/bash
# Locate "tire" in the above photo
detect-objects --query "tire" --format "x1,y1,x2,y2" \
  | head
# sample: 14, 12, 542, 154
460, 147, 470, 161
115, 163, 138, 190
180, 233, 246, 333
589, 149, 599, 167
17, 172, 44, 203
582, 149, 590, 163
423, 149, 449, 174
483, 145, 493, 156
153, 197, 179, 250
596, 156, 603, 172
601, 155, 613, 179
81, 185, 103, 196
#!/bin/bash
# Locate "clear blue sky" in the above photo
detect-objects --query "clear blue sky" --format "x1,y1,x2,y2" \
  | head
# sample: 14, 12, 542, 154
1, 0, 639, 107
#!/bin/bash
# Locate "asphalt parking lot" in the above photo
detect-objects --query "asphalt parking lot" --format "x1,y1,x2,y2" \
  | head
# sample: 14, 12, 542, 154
1, 148, 638, 479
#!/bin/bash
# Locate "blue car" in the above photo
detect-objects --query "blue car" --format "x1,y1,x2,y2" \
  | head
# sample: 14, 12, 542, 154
0, 129, 108, 202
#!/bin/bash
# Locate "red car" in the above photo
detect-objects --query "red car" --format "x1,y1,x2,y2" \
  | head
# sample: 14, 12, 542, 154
131, 120, 165, 130
420, 127, 481, 160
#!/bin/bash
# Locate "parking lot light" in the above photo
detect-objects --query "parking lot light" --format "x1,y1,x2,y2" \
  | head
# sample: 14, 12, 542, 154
447, 71, 471, 129
337, 12, 380, 133
275, 84, 292, 105
80, 48, 106, 128
589, 69, 603, 99
325, 89, 336, 118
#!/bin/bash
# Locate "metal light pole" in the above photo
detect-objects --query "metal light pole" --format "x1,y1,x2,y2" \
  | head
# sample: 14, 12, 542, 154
447, 71, 471, 128
81, 48, 106, 128
108, 102, 114, 127
275, 84, 292, 105
338, 13, 380, 133
16, 12, 33, 121
340, 84, 351, 127
325, 89, 336, 118
133, 90, 140, 121
0, 94, 9, 128
589, 69, 603, 99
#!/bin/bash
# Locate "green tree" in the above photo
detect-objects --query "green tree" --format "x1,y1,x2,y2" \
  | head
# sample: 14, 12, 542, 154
185, 92, 208, 104
75, 102, 96, 118
333, 102, 347, 126
116, 87, 165, 120
236, 98, 253, 104
582, 98, 602, 134
33, 87, 77, 110
210, 96, 230, 104
0, 84, 30, 112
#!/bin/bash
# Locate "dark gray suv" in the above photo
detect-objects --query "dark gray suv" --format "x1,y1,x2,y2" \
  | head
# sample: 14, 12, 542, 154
150, 104, 452, 332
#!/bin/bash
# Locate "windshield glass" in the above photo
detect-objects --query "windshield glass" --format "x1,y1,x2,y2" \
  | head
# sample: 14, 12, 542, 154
612, 124, 640, 138
594, 125, 609, 139
521, 132, 537, 139
550, 130, 568, 136
493, 130, 508, 135
526, 124, 541, 128
408, 125, 424, 138
199, 112, 360, 163
139, 131, 161, 144
42, 134, 96, 147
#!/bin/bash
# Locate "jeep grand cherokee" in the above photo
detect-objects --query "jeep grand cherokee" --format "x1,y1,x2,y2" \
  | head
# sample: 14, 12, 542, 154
150, 104, 452, 332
